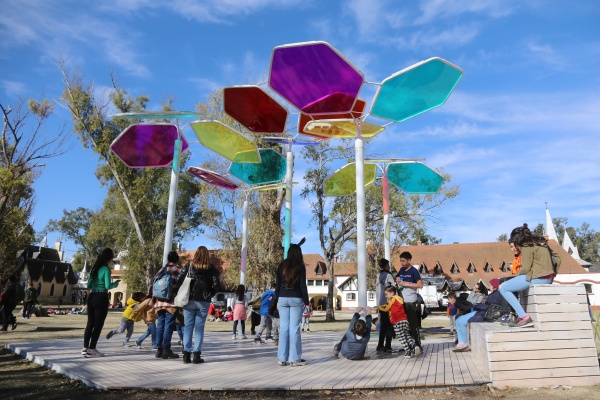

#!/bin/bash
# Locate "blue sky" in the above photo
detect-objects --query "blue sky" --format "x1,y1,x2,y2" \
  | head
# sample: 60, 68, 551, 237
2, 0, 600, 261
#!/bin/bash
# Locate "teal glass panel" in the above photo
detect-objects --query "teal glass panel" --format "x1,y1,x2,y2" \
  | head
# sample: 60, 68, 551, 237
323, 163, 377, 196
111, 111, 201, 119
386, 162, 444, 194
371, 58, 463, 122
229, 148, 286, 185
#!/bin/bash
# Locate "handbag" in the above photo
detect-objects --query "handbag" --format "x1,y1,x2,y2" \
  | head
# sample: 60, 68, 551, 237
484, 303, 504, 322
173, 265, 192, 308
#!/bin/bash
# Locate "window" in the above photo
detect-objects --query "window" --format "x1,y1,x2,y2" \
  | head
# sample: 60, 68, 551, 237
467, 262, 476, 274
346, 293, 356, 301
62, 284, 68, 297
483, 262, 493, 274
315, 280, 322, 286
419, 264, 428, 275
307, 280, 314, 286
49, 283, 55, 297
37, 282, 42, 295
500, 261, 510, 273
450, 263, 459, 275
368, 292, 375, 301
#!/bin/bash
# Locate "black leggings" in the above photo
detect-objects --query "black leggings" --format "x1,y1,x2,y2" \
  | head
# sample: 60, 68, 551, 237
84, 292, 109, 349
377, 310, 393, 349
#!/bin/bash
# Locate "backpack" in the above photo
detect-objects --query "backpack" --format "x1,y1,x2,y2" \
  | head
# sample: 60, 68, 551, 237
153, 269, 174, 301
191, 272, 213, 301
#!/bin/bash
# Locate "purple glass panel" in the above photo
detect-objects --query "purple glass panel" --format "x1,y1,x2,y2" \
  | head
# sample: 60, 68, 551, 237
262, 137, 320, 146
186, 167, 239, 190
223, 86, 288, 134
110, 124, 189, 168
269, 42, 364, 114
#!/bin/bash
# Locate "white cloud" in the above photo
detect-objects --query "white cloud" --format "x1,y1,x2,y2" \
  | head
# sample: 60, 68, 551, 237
1, 80, 28, 98
415, 0, 514, 25
525, 40, 566, 70
391, 24, 481, 51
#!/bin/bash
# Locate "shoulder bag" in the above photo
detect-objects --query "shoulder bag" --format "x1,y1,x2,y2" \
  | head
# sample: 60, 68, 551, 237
173, 264, 192, 307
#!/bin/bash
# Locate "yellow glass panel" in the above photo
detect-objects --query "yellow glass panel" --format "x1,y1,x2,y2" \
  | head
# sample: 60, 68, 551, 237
252, 182, 298, 192
304, 119, 384, 138
191, 120, 260, 163
323, 163, 377, 196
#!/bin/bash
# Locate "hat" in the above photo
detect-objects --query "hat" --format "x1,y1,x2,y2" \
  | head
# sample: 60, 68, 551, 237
489, 278, 499, 289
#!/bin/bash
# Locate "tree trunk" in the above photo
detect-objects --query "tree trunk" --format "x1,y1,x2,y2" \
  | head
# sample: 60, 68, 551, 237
325, 258, 335, 322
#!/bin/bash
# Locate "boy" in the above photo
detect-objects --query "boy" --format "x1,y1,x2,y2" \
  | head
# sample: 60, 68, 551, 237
378, 286, 421, 358
254, 285, 275, 344
333, 306, 373, 360
106, 292, 146, 345
395, 251, 423, 351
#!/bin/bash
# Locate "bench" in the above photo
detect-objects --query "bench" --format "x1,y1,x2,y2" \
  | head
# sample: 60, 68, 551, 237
470, 284, 600, 388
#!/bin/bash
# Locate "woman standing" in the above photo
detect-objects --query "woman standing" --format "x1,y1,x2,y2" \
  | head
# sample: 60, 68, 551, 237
232, 284, 248, 340
83, 248, 120, 357
178, 246, 220, 364
276, 243, 309, 367
499, 223, 561, 327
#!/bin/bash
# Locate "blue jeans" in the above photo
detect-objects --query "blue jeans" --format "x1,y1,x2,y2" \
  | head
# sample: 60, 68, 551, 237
499, 275, 552, 317
456, 311, 476, 345
156, 309, 176, 350
183, 300, 209, 353
136, 322, 157, 348
277, 297, 304, 363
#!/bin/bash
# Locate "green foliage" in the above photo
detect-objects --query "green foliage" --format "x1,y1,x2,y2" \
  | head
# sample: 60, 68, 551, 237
497, 233, 508, 242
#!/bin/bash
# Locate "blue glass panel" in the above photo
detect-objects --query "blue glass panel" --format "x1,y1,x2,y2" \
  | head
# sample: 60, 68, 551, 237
386, 162, 444, 194
229, 148, 286, 185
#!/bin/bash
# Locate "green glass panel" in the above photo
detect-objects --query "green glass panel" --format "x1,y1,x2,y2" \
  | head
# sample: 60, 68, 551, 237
304, 119, 385, 138
387, 162, 444, 194
112, 111, 201, 119
323, 163, 377, 196
229, 148, 286, 185
371, 58, 463, 122
191, 121, 260, 163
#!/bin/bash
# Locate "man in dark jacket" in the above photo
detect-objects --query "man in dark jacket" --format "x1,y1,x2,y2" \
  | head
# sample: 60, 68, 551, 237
1, 275, 20, 331
23, 282, 38, 319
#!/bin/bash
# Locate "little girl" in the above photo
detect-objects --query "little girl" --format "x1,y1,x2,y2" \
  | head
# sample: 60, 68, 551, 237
378, 286, 420, 358
106, 292, 146, 346
232, 285, 248, 339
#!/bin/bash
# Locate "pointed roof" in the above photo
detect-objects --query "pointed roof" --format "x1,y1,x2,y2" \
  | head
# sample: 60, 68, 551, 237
545, 207, 559, 242
561, 229, 581, 259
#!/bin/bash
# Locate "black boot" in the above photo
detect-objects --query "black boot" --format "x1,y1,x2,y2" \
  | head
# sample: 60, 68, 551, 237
183, 351, 191, 364
155, 349, 163, 358
192, 352, 204, 364
162, 349, 180, 359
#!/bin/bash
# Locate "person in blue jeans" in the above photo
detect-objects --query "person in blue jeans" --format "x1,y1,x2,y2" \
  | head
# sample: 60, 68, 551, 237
275, 242, 309, 367
177, 246, 221, 364
499, 223, 561, 328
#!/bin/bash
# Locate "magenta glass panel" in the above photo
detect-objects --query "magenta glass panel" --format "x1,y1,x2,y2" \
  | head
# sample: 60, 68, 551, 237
224, 86, 288, 134
186, 167, 239, 190
110, 124, 189, 168
269, 42, 364, 114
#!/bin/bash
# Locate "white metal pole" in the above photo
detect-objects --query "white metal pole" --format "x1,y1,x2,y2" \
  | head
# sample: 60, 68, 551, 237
284, 149, 293, 258
355, 123, 367, 307
241, 197, 249, 286
162, 136, 182, 267
382, 171, 391, 262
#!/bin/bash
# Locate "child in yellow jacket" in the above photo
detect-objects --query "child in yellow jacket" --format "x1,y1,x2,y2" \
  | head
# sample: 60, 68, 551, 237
106, 292, 146, 346
377, 286, 420, 358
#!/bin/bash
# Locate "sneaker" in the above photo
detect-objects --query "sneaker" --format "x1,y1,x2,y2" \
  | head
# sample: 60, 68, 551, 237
496, 314, 511, 324
403, 350, 414, 359
306, 329, 310, 332
81, 347, 88, 356
253, 338, 265, 345
11, 321, 17, 330
333, 344, 340, 357
376, 346, 384, 352
232, 335, 237, 340
242, 335, 248, 339
414, 347, 422, 357
277, 361, 288, 366
383, 348, 398, 353
155, 349, 163, 358
508, 316, 534, 328
122, 342, 132, 347
290, 359, 307, 367
301, 329, 304, 332
106, 331, 113, 340
452, 344, 470, 352
135, 344, 143, 350
265, 336, 274, 342
85, 349, 105, 358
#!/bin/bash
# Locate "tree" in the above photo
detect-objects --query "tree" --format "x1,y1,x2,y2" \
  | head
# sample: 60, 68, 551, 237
497, 233, 508, 242
57, 65, 202, 290
0, 100, 68, 279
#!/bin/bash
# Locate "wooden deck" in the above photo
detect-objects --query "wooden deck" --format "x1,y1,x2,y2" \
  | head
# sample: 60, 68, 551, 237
6, 331, 488, 390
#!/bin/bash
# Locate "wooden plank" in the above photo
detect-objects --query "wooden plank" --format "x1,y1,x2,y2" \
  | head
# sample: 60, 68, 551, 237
410, 344, 432, 387
485, 329, 594, 342
527, 285, 586, 296
536, 320, 593, 331
491, 375, 600, 389
488, 337, 597, 352
424, 343, 439, 386
526, 303, 588, 314
529, 311, 591, 322
523, 294, 586, 304
489, 347, 598, 362
383, 354, 414, 388
491, 356, 600, 371
362, 352, 401, 388
442, 342, 454, 385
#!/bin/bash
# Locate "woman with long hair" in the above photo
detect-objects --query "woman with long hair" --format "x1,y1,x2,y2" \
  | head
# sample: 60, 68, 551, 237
499, 223, 561, 327
82, 248, 120, 358
275, 243, 309, 367
177, 246, 220, 364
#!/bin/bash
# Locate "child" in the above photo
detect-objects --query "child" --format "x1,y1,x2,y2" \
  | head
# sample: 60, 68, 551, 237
106, 292, 146, 346
208, 302, 216, 322
332, 306, 373, 360
267, 294, 280, 346
254, 285, 275, 344
224, 306, 233, 322
378, 286, 420, 358
133, 296, 157, 349
232, 285, 248, 340
447, 300, 457, 335
301, 303, 313, 332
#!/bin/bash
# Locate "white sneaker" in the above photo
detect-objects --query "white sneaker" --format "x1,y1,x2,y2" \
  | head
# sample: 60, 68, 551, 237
232, 335, 237, 340
135, 344, 142, 350
85, 348, 105, 358
81, 347, 88, 356
290, 359, 307, 367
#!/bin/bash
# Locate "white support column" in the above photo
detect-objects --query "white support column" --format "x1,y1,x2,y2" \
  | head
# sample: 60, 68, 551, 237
284, 149, 293, 258
162, 136, 182, 267
240, 197, 249, 286
355, 130, 367, 307
382, 172, 391, 262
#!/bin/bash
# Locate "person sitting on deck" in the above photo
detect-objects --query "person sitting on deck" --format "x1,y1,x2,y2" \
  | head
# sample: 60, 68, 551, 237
333, 306, 374, 360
